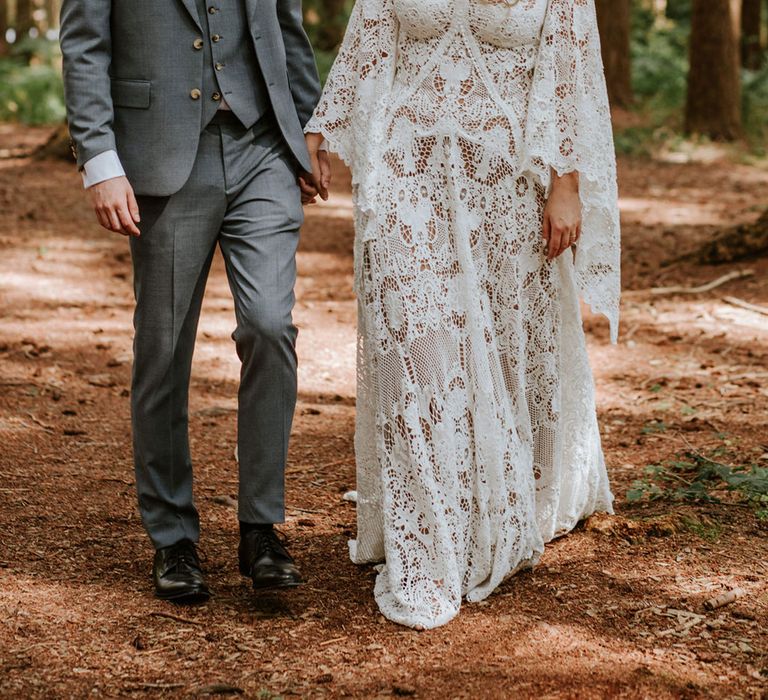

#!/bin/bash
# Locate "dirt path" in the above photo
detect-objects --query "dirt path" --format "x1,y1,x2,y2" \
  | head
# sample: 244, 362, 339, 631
1, 127, 767, 699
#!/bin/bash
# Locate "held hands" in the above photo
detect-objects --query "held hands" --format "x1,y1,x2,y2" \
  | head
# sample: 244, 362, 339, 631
299, 132, 331, 205
88, 176, 141, 237
542, 171, 581, 261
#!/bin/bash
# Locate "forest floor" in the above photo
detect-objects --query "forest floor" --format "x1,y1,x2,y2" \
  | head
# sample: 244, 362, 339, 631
1, 122, 767, 699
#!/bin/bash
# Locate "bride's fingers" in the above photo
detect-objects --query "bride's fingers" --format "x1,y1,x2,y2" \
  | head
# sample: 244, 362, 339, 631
319, 151, 332, 195
559, 228, 574, 257
311, 154, 328, 201
548, 226, 564, 260
564, 227, 577, 255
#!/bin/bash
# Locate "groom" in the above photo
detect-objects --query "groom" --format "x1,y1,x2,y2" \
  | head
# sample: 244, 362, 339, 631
60, 0, 330, 602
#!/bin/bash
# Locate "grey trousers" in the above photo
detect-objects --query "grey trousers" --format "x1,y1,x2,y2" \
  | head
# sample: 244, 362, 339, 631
130, 113, 302, 550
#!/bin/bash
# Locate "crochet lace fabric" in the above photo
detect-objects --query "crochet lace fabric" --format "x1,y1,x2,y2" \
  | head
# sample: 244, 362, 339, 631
306, 0, 618, 629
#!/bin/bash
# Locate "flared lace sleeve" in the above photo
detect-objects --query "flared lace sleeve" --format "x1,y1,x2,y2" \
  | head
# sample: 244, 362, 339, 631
305, 0, 399, 214
524, 0, 621, 342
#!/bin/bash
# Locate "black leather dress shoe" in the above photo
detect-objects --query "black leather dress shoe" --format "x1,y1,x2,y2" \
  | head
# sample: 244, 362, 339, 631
153, 540, 211, 604
239, 529, 303, 589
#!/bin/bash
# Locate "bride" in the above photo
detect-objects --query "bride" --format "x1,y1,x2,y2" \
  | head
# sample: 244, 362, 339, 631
304, 0, 620, 629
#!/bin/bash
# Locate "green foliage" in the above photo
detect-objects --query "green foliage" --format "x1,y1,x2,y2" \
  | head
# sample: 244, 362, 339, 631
679, 514, 722, 542
0, 38, 65, 125
303, 0, 354, 81
313, 49, 340, 86
631, 21, 689, 116
664, 0, 691, 23
627, 448, 768, 517
256, 691, 283, 700
617, 5, 768, 156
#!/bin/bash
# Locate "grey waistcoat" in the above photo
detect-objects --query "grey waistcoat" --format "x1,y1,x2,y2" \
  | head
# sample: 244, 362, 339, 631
194, 0, 269, 129
60, 0, 321, 197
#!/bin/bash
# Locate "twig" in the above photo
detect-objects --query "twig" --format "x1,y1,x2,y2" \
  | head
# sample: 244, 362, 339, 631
0, 147, 36, 160
648, 269, 754, 296
99, 477, 133, 485
125, 683, 185, 692
319, 635, 348, 646
704, 587, 746, 610
288, 507, 322, 515
722, 296, 768, 317
148, 611, 204, 626
678, 433, 739, 471
25, 412, 55, 432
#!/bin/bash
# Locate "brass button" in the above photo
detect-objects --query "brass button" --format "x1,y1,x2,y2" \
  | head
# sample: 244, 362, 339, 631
212, 92, 222, 101
208, 6, 217, 13
190, 88, 201, 100
215, 62, 224, 71
211, 34, 221, 42
193, 38, 204, 50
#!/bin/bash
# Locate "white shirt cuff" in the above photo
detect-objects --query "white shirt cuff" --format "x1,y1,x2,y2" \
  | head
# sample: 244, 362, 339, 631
82, 150, 126, 189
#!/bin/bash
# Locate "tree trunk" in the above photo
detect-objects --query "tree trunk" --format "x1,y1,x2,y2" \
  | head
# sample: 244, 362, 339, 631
15, 0, 35, 39
741, 0, 764, 69
685, 0, 743, 141
0, 0, 9, 57
45, 0, 58, 30
595, 0, 633, 109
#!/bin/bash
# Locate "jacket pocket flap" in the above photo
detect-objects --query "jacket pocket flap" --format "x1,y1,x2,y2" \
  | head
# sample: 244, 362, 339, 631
111, 79, 151, 109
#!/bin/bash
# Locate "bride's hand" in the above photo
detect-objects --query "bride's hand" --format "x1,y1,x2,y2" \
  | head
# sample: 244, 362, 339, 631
542, 171, 581, 260
301, 132, 331, 203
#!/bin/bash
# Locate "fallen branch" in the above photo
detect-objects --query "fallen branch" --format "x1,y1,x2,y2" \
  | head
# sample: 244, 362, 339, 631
125, 683, 185, 692
695, 207, 768, 263
148, 611, 204, 626
649, 269, 754, 296
25, 413, 55, 432
99, 477, 133, 485
194, 684, 244, 695
319, 635, 348, 646
721, 296, 768, 317
704, 587, 746, 610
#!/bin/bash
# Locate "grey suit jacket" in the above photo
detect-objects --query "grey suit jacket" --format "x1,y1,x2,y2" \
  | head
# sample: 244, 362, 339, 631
60, 0, 321, 196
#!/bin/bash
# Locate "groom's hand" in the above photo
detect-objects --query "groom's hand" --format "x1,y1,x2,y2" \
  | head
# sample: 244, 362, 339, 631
88, 176, 141, 237
298, 173, 319, 205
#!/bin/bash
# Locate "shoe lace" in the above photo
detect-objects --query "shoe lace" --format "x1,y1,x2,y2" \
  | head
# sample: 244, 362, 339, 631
167, 541, 199, 573
252, 529, 290, 559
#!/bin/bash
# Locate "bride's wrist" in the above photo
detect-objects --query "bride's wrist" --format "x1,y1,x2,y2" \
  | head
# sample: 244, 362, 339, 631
551, 170, 579, 193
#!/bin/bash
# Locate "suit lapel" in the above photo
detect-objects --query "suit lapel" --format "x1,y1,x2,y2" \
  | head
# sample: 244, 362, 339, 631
245, 0, 260, 28
179, 0, 202, 31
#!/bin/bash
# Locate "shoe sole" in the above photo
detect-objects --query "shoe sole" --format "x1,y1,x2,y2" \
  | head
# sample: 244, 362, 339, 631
155, 589, 211, 605
240, 563, 303, 590
251, 579, 303, 591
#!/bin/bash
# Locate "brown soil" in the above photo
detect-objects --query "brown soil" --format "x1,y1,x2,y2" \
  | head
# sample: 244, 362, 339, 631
1, 124, 767, 699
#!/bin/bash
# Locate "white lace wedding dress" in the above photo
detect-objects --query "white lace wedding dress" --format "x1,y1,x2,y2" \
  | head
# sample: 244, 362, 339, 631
305, 0, 621, 629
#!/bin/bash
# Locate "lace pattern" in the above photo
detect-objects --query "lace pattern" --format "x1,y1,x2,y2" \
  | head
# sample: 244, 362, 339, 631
307, 0, 617, 629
